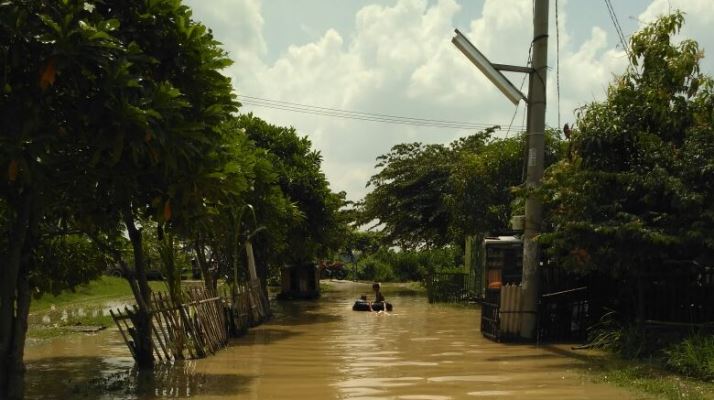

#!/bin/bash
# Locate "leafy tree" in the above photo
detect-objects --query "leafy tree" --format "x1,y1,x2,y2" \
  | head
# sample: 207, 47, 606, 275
358, 133, 491, 249
1, 0, 239, 391
450, 130, 564, 240
359, 127, 561, 249
538, 12, 714, 320
0, 1, 136, 395
237, 114, 347, 268
360, 141, 456, 248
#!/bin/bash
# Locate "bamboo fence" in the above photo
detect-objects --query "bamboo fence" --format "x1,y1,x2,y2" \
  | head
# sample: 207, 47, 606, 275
111, 282, 271, 363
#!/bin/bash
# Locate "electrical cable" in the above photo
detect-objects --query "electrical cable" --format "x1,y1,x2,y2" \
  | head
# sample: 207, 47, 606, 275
603, 0, 631, 61
238, 95, 526, 131
505, 47, 532, 138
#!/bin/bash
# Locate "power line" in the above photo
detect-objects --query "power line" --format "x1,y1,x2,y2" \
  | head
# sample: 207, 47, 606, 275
505, 48, 531, 138
237, 95, 526, 131
603, 0, 631, 61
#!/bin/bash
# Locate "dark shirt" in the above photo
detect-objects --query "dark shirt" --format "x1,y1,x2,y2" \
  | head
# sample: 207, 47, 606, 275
375, 292, 385, 302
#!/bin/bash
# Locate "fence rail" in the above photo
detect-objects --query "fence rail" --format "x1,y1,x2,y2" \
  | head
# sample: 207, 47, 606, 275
112, 280, 271, 363
110, 288, 228, 362
537, 286, 588, 343
425, 272, 473, 303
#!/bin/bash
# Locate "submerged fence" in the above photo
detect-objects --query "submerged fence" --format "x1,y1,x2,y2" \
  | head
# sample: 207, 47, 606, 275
537, 286, 588, 342
111, 281, 271, 363
110, 289, 228, 362
480, 284, 588, 343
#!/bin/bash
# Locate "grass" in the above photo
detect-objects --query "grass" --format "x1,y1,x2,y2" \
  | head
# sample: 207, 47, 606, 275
589, 355, 714, 400
27, 276, 165, 340
665, 334, 714, 381
30, 276, 165, 312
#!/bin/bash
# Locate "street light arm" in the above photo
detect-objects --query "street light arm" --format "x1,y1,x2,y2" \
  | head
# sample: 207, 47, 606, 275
452, 29, 527, 105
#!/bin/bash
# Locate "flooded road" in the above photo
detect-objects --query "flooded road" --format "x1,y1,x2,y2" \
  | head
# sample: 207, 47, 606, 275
24, 281, 647, 399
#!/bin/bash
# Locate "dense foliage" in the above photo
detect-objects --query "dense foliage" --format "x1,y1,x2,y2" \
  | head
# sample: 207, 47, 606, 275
355, 246, 461, 282
238, 114, 348, 266
539, 12, 714, 287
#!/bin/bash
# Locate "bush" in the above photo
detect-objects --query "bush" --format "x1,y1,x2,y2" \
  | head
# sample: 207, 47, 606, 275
358, 258, 396, 282
665, 334, 714, 381
588, 312, 681, 359
356, 247, 461, 282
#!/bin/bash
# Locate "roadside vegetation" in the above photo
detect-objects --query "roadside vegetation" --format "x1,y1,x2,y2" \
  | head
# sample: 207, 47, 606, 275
589, 354, 714, 400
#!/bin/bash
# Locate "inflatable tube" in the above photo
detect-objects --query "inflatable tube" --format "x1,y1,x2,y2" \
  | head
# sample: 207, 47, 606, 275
352, 300, 393, 312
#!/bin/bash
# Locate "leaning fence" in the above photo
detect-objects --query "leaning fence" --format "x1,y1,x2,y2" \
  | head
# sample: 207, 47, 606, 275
110, 288, 228, 362
111, 280, 271, 364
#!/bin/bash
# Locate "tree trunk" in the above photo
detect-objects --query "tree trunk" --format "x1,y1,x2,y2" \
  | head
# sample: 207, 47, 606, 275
193, 239, 215, 295
0, 193, 32, 400
122, 208, 154, 369
7, 268, 31, 400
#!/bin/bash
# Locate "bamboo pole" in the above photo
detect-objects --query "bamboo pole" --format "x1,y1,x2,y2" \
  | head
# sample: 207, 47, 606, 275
110, 309, 137, 360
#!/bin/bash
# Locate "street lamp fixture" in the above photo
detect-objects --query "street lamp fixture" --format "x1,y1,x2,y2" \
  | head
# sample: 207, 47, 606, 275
451, 29, 527, 105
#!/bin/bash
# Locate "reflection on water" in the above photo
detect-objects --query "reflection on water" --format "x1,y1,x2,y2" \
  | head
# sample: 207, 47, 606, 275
24, 281, 645, 399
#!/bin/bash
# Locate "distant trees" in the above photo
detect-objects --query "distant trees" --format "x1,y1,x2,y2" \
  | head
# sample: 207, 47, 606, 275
539, 12, 714, 319
359, 128, 563, 249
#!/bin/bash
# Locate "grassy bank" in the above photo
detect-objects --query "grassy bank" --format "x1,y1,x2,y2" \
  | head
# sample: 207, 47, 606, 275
589, 355, 714, 400
28, 276, 165, 340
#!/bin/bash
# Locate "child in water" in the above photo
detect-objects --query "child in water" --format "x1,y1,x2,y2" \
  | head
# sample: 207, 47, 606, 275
372, 282, 385, 303
369, 282, 387, 313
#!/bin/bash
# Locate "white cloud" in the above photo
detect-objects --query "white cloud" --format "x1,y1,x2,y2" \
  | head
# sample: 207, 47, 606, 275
638, 0, 714, 71
185, 0, 714, 201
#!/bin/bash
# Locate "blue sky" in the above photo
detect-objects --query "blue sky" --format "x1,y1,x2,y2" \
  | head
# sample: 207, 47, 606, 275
184, 0, 714, 201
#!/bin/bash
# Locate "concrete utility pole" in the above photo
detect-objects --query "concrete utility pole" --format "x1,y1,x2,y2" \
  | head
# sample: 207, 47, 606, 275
452, 0, 549, 341
520, 0, 549, 339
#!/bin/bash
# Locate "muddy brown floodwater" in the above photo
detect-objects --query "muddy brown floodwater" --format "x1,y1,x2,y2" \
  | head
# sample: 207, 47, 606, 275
23, 281, 648, 399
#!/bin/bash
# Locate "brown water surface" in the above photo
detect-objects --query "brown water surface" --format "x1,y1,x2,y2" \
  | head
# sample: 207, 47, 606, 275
24, 281, 648, 399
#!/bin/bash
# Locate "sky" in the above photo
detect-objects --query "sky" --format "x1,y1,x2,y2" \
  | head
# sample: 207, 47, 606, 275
183, 0, 714, 201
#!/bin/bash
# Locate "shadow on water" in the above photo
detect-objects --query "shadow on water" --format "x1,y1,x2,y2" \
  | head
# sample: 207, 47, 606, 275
485, 353, 561, 362
540, 344, 602, 363
271, 311, 343, 326
270, 299, 343, 326
237, 328, 304, 346
24, 357, 254, 399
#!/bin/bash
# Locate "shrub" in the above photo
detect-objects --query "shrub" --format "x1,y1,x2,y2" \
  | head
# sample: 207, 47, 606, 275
665, 334, 714, 381
358, 258, 396, 282
588, 311, 681, 359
